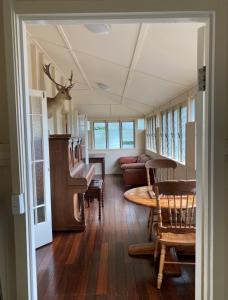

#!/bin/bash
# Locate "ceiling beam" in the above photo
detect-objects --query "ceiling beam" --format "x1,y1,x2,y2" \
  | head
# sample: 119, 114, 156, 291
120, 24, 150, 104
56, 25, 93, 90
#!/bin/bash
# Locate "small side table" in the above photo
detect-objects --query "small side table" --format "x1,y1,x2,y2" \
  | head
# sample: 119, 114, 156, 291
89, 153, 106, 179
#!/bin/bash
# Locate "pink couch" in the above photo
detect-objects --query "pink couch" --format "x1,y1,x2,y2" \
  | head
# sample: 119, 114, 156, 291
119, 154, 154, 186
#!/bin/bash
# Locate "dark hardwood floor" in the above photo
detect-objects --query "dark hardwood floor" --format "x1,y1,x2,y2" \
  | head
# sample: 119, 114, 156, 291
37, 175, 195, 300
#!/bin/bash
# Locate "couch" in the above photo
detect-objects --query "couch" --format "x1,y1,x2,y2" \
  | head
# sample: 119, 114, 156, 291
119, 154, 154, 186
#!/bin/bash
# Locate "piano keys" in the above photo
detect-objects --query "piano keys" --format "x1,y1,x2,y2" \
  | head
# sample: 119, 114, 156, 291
49, 134, 94, 231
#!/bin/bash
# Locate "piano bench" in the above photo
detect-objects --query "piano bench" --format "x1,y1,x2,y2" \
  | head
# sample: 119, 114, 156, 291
85, 179, 104, 220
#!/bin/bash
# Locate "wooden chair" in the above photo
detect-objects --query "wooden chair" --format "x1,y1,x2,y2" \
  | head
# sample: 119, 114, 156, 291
85, 179, 104, 220
145, 159, 177, 239
154, 180, 196, 289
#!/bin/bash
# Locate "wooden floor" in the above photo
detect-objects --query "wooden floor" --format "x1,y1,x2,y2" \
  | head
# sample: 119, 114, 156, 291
37, 175, 195, 300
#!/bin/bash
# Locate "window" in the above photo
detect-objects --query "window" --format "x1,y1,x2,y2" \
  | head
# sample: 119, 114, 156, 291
161, 112, 167, 156
137, 118, 145, 130
93, 122, 106, 149
189, 99, 196, 122
152, 116, 156, 151
173, 108, 180, 161
180, 106, 187, 163
146, 115, 157, 151
167, 111, 173, 158
93, 121, 135, 150
146, 97, 196, 165
121, 121, 134, 149
108, 122, 120, 149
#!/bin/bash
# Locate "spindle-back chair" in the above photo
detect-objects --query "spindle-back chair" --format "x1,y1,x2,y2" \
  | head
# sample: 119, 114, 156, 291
145, 159, 177, 239
154, 180, 196, 289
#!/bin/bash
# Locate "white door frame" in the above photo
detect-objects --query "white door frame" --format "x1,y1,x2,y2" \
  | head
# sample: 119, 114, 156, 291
3, 2, 215, 299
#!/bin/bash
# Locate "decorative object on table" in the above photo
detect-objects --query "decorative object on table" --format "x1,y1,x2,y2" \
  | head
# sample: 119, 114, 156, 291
42, 63, 75, 118
85, 179, 104, 220
119, 154, 153, 186
154, 180, 196, 289
145, 158, 177, 240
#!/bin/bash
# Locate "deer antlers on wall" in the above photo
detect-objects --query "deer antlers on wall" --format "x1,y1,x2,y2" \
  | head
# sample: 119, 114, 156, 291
42, 63, 75, 118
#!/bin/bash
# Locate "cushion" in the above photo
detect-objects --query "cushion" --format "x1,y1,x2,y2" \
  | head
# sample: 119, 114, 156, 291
119, 156, 137, 165
137, 154, 150, 163
120, 162, 145, 170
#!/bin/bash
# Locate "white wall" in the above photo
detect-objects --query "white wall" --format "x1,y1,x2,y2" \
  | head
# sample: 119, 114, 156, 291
89, 126, 145, 174
26, 35, 70, 135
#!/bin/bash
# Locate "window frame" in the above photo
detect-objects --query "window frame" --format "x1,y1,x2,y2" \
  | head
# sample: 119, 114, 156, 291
93, 120, 107, 150
92, 120, 135, 150
121, 120, 135, 149
146, 99, 191, 166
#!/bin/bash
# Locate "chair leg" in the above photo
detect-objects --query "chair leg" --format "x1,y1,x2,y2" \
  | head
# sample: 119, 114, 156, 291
147, 209, 152, 228
98, 190, 101, 220
154, 239, 159, 262
157, 244, 166, 289
148, 208, 154, 240
101, 183, 104, 207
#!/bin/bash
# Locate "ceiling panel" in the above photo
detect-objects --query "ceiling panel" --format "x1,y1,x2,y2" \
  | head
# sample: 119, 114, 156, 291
71, 90, 118, 106
111, 104, 141, 117
124, 98, 153, 114
27, 24, 65, 48
78, 104, 111, 118
76, 52, 129, 95
62, 24, 140, 67
35, 41, 86, 85
136, 23, 201, 86
126, 71, 187, 107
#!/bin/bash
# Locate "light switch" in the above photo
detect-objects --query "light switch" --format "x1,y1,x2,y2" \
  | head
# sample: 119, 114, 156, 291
11, 194, 25, 215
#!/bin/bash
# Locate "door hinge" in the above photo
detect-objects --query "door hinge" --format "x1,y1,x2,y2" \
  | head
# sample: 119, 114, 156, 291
198, 66, 206, 91
43, 91, 45, 98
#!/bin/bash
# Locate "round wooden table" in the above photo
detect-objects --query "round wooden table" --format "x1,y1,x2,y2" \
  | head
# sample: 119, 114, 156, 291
124, 186, 196, 257
124, 186, 195, 209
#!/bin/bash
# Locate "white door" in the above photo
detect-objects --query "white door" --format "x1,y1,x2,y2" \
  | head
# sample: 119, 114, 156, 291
196, 25, 210, 300
29, 89, 53, 248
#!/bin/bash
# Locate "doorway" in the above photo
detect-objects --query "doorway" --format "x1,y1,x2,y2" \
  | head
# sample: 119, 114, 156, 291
7, 12, 213, 300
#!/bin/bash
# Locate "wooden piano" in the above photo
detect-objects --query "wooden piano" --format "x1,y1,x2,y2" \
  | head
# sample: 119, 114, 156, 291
49, 134, 94, 231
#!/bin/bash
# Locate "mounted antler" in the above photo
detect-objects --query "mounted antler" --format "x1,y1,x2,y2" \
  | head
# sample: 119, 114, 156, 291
42, 63, 75, 118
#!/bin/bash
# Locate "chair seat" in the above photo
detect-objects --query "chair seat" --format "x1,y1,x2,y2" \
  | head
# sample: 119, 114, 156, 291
159, 232, 195, 246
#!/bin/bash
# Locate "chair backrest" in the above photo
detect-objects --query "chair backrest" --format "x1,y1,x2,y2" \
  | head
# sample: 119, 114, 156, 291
154, 180, 196, 233
145, 158, 177, 187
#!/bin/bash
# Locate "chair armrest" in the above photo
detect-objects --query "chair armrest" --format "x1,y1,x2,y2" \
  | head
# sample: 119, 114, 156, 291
119, 156, 138, 165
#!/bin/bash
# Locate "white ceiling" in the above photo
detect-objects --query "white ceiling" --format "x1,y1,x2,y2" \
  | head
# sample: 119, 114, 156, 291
27, 22, 202, 119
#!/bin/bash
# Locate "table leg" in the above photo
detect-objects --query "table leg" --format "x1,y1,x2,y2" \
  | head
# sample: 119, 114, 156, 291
102, 159, 105, 179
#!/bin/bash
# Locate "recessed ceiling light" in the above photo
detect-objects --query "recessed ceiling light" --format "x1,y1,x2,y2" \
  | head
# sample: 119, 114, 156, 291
84, 24, 111, 35
96, 82, 110, 91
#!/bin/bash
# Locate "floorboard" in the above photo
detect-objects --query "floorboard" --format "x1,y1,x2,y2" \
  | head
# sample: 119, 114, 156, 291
37, 175, 195, 299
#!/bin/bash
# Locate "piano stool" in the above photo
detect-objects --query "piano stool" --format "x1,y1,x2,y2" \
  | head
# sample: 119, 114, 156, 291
85, 179, 104, 220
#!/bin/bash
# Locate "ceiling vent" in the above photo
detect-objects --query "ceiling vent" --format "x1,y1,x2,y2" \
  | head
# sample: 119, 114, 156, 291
96, 82, 110, 91
84, 24, 111, 35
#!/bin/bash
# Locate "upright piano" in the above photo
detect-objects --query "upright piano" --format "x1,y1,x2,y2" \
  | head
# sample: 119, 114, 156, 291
49, 134, 94, 231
